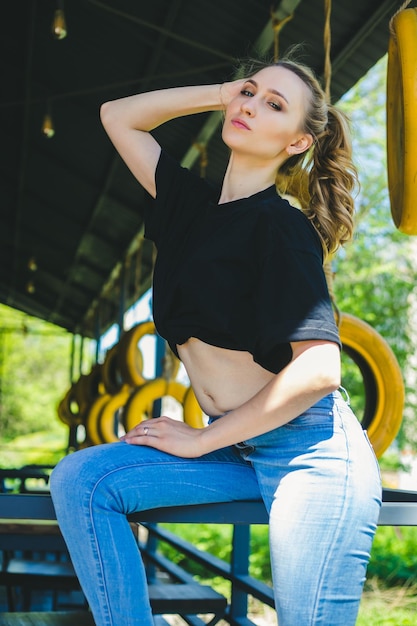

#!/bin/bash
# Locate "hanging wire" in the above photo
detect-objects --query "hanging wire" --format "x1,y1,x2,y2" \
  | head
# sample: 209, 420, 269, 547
323, 0, 332, 103
271, 9, 294, 62
389, 0, 413, 38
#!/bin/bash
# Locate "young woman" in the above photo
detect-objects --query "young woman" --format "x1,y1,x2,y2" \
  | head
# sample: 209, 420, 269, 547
51, 56, 382, 626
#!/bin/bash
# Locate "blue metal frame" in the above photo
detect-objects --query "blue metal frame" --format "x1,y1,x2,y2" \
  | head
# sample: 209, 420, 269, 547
1, 490, 417, 622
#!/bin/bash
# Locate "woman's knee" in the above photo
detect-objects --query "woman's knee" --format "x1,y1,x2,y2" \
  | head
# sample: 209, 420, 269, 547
50, 444, 113, 502
50, 450, 85, 505
51, 451, 79, 488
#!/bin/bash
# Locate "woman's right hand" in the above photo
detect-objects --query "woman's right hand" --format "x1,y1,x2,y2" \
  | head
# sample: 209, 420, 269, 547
219, 79, 246, 109
100, 83, 229, 197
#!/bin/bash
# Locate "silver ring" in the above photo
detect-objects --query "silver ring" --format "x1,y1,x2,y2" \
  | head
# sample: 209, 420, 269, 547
143, 426, 149, 436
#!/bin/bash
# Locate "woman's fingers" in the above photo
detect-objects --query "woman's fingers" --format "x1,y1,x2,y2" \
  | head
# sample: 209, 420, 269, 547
121, 416, 205, 458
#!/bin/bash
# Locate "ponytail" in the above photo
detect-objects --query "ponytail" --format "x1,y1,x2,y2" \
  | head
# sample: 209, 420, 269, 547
270, 57, 358, 257
305, 105, 357, 256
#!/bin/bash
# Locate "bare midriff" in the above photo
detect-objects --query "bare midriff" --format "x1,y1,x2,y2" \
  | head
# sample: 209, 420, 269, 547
177, 337, 275, 417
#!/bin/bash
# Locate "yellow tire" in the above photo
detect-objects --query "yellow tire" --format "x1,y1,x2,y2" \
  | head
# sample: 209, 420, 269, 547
117, 322, 154, 387
124, 378, 187, 432
339, 312, 404, 457
57, 385, 84, 427
118, 322, 181, 385
57, 391, 77, 427
102, 343, 124, 394
72, 374, 88, 409
98, 385, 133, 443
387, 8, 417, 234
183, 386, 205, 428
82, 363, 105, 405
85, 393, 112, 445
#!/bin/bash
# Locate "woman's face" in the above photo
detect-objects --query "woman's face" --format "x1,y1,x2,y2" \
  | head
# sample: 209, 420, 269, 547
222, 65, 313, 163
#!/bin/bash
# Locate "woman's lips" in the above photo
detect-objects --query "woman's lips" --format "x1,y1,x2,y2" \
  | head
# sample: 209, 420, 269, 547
231, 118, 250, 130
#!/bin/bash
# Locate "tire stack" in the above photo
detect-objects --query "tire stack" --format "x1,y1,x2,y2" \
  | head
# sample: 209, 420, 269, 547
57, 321, 204, 448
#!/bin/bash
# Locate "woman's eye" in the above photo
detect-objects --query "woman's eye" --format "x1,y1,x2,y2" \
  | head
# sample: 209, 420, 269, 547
269, 101, 282, 111
241, 89, 254, 97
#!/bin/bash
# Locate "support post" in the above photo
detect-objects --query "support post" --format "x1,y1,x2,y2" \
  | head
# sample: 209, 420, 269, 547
230, 524, 250, 623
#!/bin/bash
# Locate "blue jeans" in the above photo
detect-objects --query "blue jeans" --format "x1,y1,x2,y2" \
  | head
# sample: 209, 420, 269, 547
50, 391, 381, 626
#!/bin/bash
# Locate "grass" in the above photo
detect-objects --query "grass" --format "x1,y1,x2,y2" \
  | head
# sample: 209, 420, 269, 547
356, 579, 417, 626
226, 581, 417, 625
247, 582, 417, 625
0, 430, 68, 469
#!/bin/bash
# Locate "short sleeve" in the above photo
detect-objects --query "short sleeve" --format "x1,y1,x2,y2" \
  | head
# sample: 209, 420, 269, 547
143, 151, 215, 248
252, 207, 340, 373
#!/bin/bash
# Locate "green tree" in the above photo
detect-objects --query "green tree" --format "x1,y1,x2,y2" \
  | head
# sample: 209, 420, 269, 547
336, 56, 417, 451
0, 304, 74, 464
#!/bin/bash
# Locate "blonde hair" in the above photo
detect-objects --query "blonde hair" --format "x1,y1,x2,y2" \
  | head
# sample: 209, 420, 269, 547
242, 55, 358, 257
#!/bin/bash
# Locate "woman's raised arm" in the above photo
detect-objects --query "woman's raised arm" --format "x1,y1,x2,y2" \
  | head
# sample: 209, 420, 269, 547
100, 83, 230, 197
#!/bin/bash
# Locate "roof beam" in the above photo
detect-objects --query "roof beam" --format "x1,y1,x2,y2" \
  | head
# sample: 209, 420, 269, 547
331, 0, 400, 78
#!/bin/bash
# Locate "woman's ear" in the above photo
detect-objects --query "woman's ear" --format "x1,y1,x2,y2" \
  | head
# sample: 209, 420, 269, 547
286, 133, 313, 156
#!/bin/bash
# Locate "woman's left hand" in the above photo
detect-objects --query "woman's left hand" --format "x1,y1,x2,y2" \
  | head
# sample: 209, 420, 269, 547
121, 416, 206, 458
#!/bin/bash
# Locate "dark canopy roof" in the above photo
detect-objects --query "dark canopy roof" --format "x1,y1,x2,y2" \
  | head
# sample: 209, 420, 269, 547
1, 0, 412, 337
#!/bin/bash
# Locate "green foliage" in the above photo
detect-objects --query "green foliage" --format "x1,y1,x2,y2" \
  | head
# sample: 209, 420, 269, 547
249, 525, 272, 582
159, 523, 232, 574
0, 431, 68, 470
157, 523, 233, 597
157, 524, 271, 603
159, 523, 272, 585
367, 526, 417, 587
0, 303, 74, 464
160, 521, 417, 594
378, 451, 408, 473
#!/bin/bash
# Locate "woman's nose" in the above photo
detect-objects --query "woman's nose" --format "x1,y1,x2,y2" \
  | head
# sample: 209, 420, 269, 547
241, 99, 255, 116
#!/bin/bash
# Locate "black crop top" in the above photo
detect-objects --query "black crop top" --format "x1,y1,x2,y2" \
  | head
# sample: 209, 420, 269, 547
144, 150, 341, 374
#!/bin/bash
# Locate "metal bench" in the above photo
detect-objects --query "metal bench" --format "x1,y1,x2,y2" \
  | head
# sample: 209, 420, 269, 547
1, 488, 417, 625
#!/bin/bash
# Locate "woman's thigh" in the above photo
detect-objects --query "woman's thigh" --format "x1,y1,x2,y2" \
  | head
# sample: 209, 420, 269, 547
239, 392, 382, 626
50, 441, 264, 626
51, 440, 263, 516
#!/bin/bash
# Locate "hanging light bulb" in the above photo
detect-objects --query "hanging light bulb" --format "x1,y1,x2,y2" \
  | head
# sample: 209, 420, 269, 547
27, 256, 38, 272
26, 280, 36, 294
42, 108, 55, 138
52, 2, 67, 40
